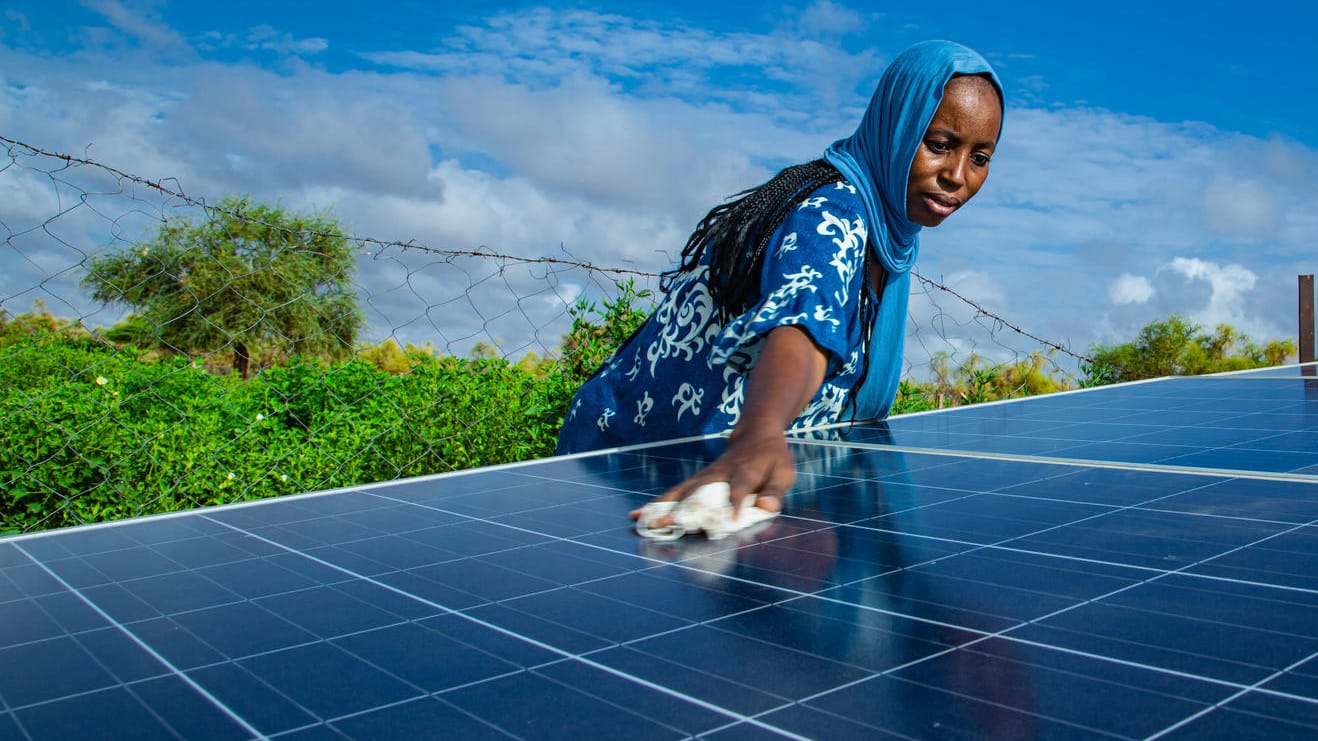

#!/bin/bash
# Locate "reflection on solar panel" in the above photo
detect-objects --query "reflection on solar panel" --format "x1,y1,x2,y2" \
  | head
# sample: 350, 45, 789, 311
3, 367, 1317, 739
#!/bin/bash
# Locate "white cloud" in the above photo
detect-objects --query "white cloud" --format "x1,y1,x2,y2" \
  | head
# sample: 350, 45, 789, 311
3, 5, 1316, 364
1162, 257, 1260, 329
245, 25, 328, 56
1201, 175, 1278, 239
195, 25, 329, 56
1092, 257, 1284, 350
1109, 274, 1153, 304
79, 0, 188, 50
361, 7, 878, 123
792, 0, 867, 39
433, 74, 790, 220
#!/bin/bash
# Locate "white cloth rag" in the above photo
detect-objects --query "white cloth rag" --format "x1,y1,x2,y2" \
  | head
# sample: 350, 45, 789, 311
634, 482, 778, 541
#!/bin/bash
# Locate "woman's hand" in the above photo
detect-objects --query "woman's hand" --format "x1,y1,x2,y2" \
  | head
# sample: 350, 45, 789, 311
630, 324, 828, 523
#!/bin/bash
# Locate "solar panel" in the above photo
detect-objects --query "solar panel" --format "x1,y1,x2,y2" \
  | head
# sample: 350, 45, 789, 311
3, 367, 1317, 738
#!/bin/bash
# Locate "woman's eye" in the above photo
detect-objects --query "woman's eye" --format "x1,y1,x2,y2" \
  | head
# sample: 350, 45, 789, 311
971, 153, 991, 166
925, 140, 950, 153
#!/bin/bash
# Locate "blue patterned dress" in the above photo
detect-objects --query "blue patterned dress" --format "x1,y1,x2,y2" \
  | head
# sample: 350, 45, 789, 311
555, 179, 871, 454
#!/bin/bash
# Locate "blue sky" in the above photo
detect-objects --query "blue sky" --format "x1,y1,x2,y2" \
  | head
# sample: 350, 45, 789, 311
3, 0, 1316, 374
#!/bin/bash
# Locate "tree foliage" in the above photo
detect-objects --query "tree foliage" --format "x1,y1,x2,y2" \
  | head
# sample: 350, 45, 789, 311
82, 196, 362, 378
1084, 314, 1295, 384
559, 278, 653, 380
0, 300, 91, 345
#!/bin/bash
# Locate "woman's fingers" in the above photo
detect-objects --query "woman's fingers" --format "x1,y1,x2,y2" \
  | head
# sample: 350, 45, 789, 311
727, 461, 792, 517
630, 430, 795, 526
724, 436, 794, 517
629, 477, 708, 522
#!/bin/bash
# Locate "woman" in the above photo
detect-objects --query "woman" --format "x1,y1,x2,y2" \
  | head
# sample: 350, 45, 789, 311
557, 40, 1004, 521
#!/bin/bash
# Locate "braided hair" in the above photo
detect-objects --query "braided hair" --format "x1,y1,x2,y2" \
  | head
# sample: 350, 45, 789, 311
661, 158, 882, 417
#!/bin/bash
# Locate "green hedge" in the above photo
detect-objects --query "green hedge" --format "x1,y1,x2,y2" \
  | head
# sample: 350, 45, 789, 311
0, 339, 577, 533
0, 281, 652, 534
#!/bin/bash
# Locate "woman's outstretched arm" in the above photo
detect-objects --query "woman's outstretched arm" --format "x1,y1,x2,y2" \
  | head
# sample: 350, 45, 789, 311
631, 323, 828, 520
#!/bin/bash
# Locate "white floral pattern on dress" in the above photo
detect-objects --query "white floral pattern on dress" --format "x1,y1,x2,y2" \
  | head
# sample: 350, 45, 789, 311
634, 391, 654, 426
645, 273, 719, 376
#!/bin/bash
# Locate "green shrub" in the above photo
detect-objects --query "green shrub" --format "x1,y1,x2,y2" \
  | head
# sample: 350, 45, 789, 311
0, 281, 654, 533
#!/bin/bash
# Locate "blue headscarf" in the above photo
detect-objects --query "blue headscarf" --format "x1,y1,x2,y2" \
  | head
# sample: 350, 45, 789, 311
823, 40, 1003, 420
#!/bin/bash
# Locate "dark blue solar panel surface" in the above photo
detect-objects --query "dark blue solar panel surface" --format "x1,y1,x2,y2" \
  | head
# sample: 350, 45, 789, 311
2, 368, 1317, 739
845, 375, 1318, 475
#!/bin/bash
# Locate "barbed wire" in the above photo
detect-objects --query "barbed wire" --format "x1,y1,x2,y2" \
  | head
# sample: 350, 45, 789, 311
0, 133, 1102, 370
908, 270, 1101, 368
1, 132, 1111, 535
0, 134, 655, 279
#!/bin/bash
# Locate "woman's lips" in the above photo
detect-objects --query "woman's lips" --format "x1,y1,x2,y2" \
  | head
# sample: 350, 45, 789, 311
922, 193, 960, 218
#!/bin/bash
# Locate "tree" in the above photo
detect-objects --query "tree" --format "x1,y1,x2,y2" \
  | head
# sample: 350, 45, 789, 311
1085, 314, 1295, 385
0, 300, 92, 347
993, 350, 1066, 398
1262, 339, 1297, 367
1204, 323, 1240, 362
929, 350, 956, 407
83, 196, 362, 378
468, 341, 502, 360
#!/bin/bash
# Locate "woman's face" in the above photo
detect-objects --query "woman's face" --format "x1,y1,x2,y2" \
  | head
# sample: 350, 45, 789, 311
905, 76, 1003, 228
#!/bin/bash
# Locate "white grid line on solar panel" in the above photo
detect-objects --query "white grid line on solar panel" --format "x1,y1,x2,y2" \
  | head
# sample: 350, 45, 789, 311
14, 450, 1307, 643
770, 501, 1318, 607
289, 658, 720, 740
0, 560, 366, 725
742, 645, 1218, 740
190, 512, 816, 739
355, 487, 1013, 639
8, 452, 1315, 635
973, 634, 1318, 735
1205, 364, 1318, 379
4, 512, 758, 733
7, 541, 264, 738
1210, 374, 1318, 380
877, 375, 1182, 421
874, 414, 1318, 442
677, 442, 1318, 599
709, 570, 1315, 736
5, 495, 1312, 733
831, 522, 1317, 669
595, 516, 1307, 701
545, 442, 1318, 536
1, 583, 618, 736
359, 494, 978, 627
1145, 647, 1318, 739
788, 456, 1318, 603
5, 480, 781, 655
0, 629, 25, 734
325, 486, 1235, 733
367, 480, 1315, 703
750, 452, 1318, 527
798, 438, 1318, 483
757, 514, 1318, 735
870, 377, 1318, 422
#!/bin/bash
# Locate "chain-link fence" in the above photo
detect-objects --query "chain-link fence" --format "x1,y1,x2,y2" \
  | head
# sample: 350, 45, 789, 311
1, 135, 1096, 534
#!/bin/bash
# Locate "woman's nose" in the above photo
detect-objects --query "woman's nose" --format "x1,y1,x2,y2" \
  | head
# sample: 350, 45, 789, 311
939, 154, 967, 188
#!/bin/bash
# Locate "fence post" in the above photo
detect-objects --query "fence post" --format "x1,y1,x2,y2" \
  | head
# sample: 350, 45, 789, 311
1301, 274, 1315, 367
